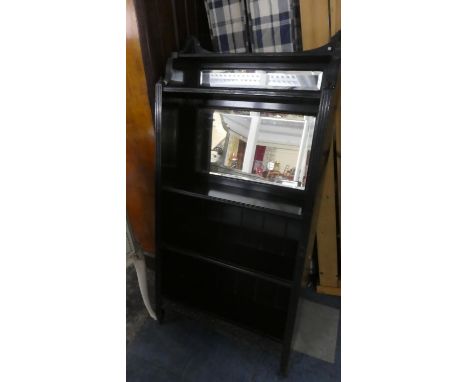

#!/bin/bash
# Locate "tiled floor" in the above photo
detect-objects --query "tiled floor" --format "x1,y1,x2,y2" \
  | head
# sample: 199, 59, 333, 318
126, 266, 340, 381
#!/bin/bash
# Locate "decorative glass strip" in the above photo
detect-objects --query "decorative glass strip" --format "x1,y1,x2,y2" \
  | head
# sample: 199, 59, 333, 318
200, 70, 323, 90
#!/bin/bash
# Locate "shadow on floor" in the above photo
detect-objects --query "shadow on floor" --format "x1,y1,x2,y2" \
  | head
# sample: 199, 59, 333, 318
126, 266, 340, 382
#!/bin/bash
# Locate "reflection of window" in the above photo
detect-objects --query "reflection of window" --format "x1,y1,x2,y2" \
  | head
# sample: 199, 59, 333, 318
210, 110, 315, 190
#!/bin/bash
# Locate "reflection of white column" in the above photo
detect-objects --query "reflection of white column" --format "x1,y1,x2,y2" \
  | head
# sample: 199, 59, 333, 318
294, 116, 314, 182
299, 133, 311, 183
242, 112, 261, 173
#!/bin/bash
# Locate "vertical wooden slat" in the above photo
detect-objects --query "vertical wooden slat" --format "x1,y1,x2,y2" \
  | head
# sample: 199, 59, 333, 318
300, 0, 332, 287
312, 0, 340, 292
316, 141, 339, 287
330, 0, 341, 35
299, 0, 330, 50
334, 90, 341, 227
330, 0, 341, 283
330, 0, 341, 207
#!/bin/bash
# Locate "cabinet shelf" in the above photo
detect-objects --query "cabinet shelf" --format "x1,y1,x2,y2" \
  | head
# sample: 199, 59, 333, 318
162, 183, 303, 219
161, 243, 293, 288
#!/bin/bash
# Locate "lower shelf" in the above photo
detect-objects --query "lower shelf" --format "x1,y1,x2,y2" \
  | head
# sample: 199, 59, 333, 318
161, 249, 290, 341
161, 243, 292, 287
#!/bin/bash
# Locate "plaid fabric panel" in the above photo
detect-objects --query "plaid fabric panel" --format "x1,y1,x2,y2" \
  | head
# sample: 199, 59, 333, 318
204, 0, 249, 53
246, 0, 302, 53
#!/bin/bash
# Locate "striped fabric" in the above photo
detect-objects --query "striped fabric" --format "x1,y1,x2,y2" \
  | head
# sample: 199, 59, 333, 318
204, 0, 301, 53
246, 0, 301, 52
204, 0, 249, 53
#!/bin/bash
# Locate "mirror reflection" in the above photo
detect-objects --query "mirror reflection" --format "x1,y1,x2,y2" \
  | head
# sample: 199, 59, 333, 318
210, 110, 315, 189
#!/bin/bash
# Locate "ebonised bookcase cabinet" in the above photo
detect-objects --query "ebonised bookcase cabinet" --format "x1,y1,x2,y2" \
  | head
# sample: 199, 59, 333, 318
154, 33, 340, 376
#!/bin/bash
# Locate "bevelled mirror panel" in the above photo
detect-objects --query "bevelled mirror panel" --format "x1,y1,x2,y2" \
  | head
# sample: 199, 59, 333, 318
210, 110, 315, 189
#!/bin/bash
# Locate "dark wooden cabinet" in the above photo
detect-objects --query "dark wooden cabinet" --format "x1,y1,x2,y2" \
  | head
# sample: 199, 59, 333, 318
155, 34, 340, 376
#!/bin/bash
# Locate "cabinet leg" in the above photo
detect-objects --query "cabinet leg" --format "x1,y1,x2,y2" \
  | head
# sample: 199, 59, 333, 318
156, 308, 165, 324
280, 347, 291, 377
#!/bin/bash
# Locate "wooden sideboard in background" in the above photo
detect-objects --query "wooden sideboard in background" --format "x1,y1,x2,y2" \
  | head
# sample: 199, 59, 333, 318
126, 0, 155, 253
300, 0, 341, 296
